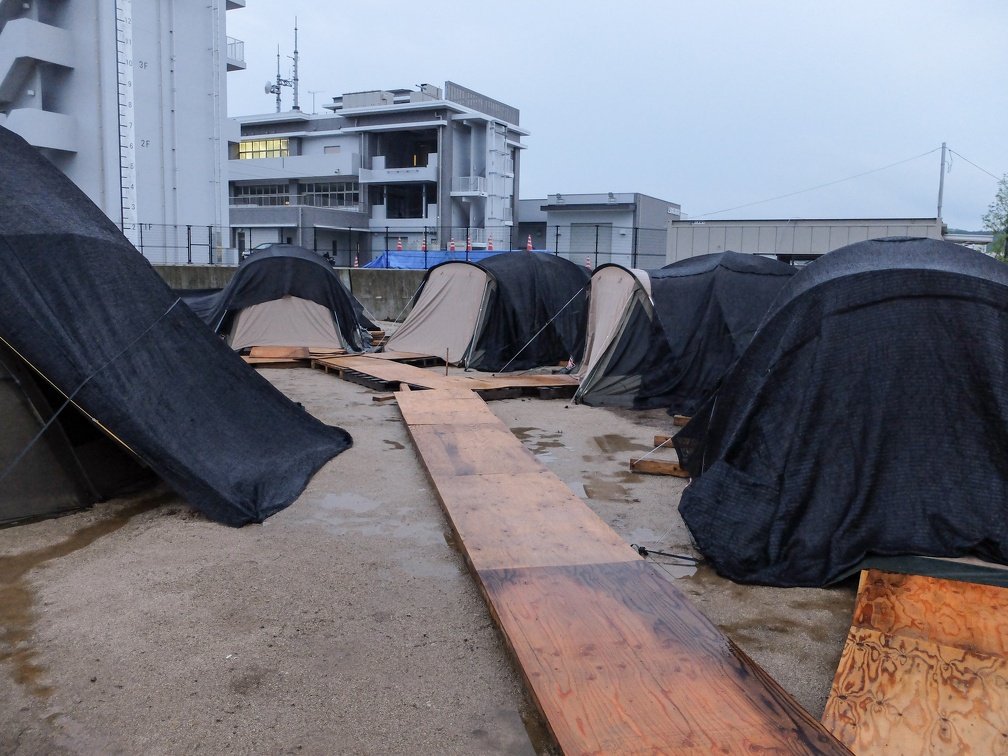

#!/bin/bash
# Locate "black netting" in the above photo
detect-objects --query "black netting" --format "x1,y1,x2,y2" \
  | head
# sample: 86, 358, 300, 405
182, 243, 374, 349
0, 127, 351, 527
674, 237, 1008, 586
635, 252, 795, 414
461, 251, 590, 372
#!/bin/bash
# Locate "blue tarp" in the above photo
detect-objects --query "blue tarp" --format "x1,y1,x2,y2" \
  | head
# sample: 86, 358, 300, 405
363, 248, 547, 269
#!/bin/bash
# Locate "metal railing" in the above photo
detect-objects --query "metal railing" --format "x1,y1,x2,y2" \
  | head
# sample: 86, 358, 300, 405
226, 37, 244, 64
124, 223, 239, 266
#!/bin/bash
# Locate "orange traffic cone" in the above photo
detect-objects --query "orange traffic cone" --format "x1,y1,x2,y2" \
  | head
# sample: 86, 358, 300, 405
353, 254, 359, 268
396, 237, 402, 251
450, 237, 456, 252
526, 235, 533, 251
421, 237, 427, 252
586, 257, 592, 269
466, 235, 472, 252
487, 236, 493, 251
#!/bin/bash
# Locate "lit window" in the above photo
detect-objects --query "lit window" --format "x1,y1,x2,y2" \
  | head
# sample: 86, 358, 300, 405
237, 138, 290, 160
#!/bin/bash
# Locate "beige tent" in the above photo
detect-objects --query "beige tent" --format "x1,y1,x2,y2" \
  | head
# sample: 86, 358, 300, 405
574, 264, 654, 405
229, 295, 347, 350
384, 264, 492, 364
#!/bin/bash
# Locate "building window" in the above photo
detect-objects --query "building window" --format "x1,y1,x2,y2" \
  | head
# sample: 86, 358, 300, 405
299, 182, 360, 209
237, 138, 289, 160
323, 145, 341, 154
231, 184, 290, 206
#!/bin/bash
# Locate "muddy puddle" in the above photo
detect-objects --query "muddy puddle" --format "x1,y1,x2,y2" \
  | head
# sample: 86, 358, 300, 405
0, 493, 167, 698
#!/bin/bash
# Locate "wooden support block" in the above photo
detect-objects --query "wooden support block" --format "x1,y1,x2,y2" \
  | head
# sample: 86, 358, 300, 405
248, 346, 310, 360
653, 435, 675, 447
673, 414, 691, 427
372, 393, 396, 403
629, 457, 689, 477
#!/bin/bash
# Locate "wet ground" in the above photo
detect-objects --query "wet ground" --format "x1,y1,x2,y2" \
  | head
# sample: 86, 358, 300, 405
0, 366, 857, 754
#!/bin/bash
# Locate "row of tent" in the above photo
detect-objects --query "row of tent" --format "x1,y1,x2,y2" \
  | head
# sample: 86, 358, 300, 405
6, 123, 1008, 593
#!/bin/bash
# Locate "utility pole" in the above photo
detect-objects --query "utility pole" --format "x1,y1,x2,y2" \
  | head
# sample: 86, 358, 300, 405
937, 141, 946, 222
290, 19, 300, 111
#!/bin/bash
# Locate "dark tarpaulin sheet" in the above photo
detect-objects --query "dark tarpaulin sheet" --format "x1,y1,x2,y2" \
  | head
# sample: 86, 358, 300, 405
464, 251, 590, 372
634, 252, 796, 415
183, 243, 375, 345
674, 237, 1008, 587
0, 126, 352, 527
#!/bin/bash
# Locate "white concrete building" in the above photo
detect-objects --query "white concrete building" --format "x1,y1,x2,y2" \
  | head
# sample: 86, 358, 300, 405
228, 82, 527, 265
518, 193, 682, 269
0, 0, 243, 263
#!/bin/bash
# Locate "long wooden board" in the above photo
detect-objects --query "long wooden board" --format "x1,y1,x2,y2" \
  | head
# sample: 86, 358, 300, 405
822, 569, 1008, 754
314, 354, 578, 396
397, 388, 848, 754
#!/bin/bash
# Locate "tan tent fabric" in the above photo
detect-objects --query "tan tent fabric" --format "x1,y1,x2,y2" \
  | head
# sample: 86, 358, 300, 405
229, 295, 345, 350
385, 264, 491, 363
576, 266, 651, 381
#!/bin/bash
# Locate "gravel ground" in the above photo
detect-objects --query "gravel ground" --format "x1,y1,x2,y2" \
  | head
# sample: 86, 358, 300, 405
0, 363, 857, 754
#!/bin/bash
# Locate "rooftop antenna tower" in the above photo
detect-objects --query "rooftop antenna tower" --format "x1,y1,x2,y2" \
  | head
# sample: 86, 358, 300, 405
264, 20, 299, 112
290, 18, 300, 111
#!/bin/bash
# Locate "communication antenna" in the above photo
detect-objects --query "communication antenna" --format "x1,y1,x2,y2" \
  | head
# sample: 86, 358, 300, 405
264, 20, 299, 112
308, 89, 323, 115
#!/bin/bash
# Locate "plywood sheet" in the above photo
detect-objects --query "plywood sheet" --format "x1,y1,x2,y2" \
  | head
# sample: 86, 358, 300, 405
398, 388, 847, 754
822, 569, 1008, 754
487, 560, 849, 755
431, 471, 633, 571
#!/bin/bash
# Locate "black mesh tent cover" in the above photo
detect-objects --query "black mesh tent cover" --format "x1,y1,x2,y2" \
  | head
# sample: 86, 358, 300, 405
674, 237, 1008, 587
0, 126, 351, 527
634, 252, 796, 414
182, 243, 375, 350
400, 251, 590, 372
469, 251, 590, 371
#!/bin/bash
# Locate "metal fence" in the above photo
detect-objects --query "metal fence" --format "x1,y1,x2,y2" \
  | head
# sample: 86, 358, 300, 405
125, 224, 239, 265
360, 224, 669, 270
129, 221, 670, 270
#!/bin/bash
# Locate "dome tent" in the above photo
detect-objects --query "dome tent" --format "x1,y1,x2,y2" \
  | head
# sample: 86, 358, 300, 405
573, 264, 654, 406
0, 126, 351, 527
577, 252, 795, 413
385, 251, 590, 371
674, 237, 1008, 587
183, 243, 374, 351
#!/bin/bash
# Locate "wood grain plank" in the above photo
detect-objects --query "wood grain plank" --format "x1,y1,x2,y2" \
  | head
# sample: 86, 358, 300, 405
487, 561, 850, 755
430, 471, 634, 571
823, 570, 1008, 754
397, 388, 846, 754
248, 346, 311, 360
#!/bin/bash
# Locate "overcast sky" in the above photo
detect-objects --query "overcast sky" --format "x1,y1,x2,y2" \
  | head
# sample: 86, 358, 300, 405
226, 1, 1007, 230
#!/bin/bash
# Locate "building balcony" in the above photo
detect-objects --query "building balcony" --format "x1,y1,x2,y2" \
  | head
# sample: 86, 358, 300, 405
229, 151, 361, 181
229, 202, 369, 229
0, 18, 74, 105
451, 176, 487, 196
226, 0, 246, 9
1, 108, 76, 152
226, 37, 245, 72
369, 203, 438, 227
359, 154, 438, 185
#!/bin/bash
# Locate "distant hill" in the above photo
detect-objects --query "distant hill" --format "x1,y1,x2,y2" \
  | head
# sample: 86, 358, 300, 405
947, 227, 988, 235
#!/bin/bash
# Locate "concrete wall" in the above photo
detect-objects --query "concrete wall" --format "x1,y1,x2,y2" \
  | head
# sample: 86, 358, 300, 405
156, 265, 427, 322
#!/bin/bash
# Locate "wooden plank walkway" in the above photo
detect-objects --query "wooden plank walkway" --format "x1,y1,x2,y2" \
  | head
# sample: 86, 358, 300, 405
822, 569, 1008, 754
397, 387, 848, 754
313, 354, 578, 399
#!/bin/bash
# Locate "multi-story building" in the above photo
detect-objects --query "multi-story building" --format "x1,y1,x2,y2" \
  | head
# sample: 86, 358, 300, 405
0, 0, 242, 263
228, 82, 527, 265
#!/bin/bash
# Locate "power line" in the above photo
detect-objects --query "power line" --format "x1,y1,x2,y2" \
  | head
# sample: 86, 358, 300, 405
948, 149, 1002, 182
692, 147, 942, 219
